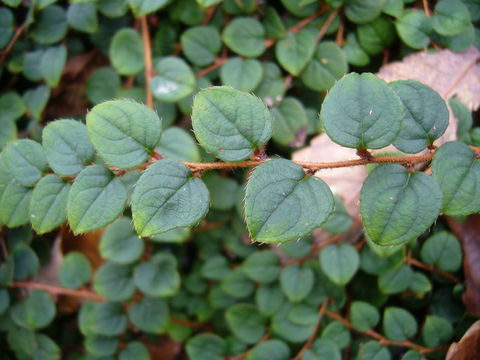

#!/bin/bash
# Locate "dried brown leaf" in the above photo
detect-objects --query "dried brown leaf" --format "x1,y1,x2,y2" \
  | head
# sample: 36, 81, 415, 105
446, 320, 480, 360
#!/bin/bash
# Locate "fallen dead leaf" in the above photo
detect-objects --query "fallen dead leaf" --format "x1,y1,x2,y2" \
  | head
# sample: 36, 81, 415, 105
446, 320, 480, 360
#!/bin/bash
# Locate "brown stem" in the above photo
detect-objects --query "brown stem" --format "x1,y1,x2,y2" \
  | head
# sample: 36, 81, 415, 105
228, 334, 271, 360
0, 23, 26, 66
196, 57, 227, 78
11, 281, 105, 302
140, 16, 153, 109
406, 257, 461, 283
293, 300, 329, 360
316, 9, 339, 44
324, 309, 448, 354
335, 22, 345, 46
289, 5, 330, 33
422, 0, 431, 17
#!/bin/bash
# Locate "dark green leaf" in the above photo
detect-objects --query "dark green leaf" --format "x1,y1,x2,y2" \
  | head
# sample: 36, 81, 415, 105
378, 265, 413, 294
30, 5, 67, 44
358, 341, 391, 360
226, 304, 266, 344
203, 172, 239, 210
220, 57, 263, 92
281, 0, 318, 16
383, 307, 417, 341
357, 17, 395, 55
110, 28, 144, 75
12, 244, 39, 280
11, 290, 55, 330
85, 335, 118, 357
255, 283, 285, 317
280, 265, 314, 302
128, 0, 170, 16
422, 315, 452, 347
222, 17, 265, 57
186, 333, 226, 360
151, 56, 196, 103
119, 341, 150, 360
350, 301, 380, 331
134, 253, 180, 297
90, 302, 127, 336
432, 0, 471, 36
39, 45, 66, 87
67, 3, 98, 33
94, 262, 135, 301
396, 11, 432, 49
321, 322, 351, 349
271, 97, 308, 147
275, 30, 315, 76
181, 25, 221, 67
59, 252, 92, 290
86, 67, 121, 105
420, 231, 462, 272
245, 339, 290, 360
23, 84, 50, 119
320, 244, 359, 286
242, 250, 280, 283
345, 0, 387, 24
128, 296, 169, 334
100, 217, 144, 265
221, 268, 255, 298
0, 91, 26, 122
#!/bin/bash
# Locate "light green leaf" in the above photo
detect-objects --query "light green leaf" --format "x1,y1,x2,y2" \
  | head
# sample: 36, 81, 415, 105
132, 160, 209, 236
128, 296, 169, 334
431, 141, 480, 216
11, 290, 55, 330
301, 41, 348, 92
320, 244, 359, 286
134, 253, 180, 297
222, 17, 265, 57
245, 159, 334, 243
110, 28, 144, 75
67, 3, 98, 33
350, 301, 380, 331
220, 57, 263, 92
86, 100, 162, 169
280, 265, 314, 302
383, 307, 417, 341
67, 165, 127, 233
320, 73, 403, 149
39, 45, 67, 88
30, 174, 70, 234
3, 139, 48, 187
360, 164, 442, 246
395, 11, 432, 49
432, 0, 471, 36
226, 304, 266, 344
94, 262, 135, 301
59, 252, 92, 290
100, 217, 144, 265
128, 0, 170, 16
420, 231, 462, 272
242, 250, 280, 284
192, 86, 273, 162
181, 25, 221, 67
275, 30, 315, 76
0, 91, 26, 122
343, 32, 370, 67
357, 17, 395, 55
42, 119, 95, 176
151, 56, 195, 103
390, 80, 448, 153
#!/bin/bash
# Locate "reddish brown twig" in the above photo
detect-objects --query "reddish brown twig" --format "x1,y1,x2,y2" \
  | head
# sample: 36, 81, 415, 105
228, 334, 271, 360
0, 23, 26, 66
406, 257, 461, 283
140, 16, 154, 109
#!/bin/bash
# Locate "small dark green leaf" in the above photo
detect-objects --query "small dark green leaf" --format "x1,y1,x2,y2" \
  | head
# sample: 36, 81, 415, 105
181, 25, 221, 67
186, 333, 226, 360
151, 56, 196, 103
271, 97, 308, 147
345, 0, 386, 24
0, 8, 13, 49
321, 196, 353, 234
226, 304, 266, 344
110, 28, 144, 75
357, 17, 395, 55
32, 334, 60, 360
90, 302, 127, 336
390, 80, 448, 153
221, 268, 255, 298
11, 290, 55, 330
203, 172, 239, 210
383, 307, 417, 341
420, 231, 462, 272
23, 85, 50, 120
245, 159, 334, 243
344, 33, 370, 67
409, 272, 432, 294
12, 244, 39, 280
134, 253, 180, 297
222, 17, 265, 57
320, 244, 359, 286
0, 179, 32, 227
119, 341, 150, 360
86, 67, 121, 105
422, 315, 453, 347
320, 73, 404, 149
30, 5, 67, 44
59, 252, 92, 290
281, 0, 318, 16
432, 141, 480, 216
0, 91, 26, 122
321, 322, 351, 349
132, 160, 209, 237
245, 339, 290, 360
100, 217, 144, 265
432, 0, 471, 36
192, 86, 273, 162
378, 265, 413, 294
86, 100, 162, 169
255, 283, 285, 317
396, 11, 432, 49
242, 250, 280, 283
0, 289, 10, 315
94, 262, 135, 301
220, 57, 263, 92
128, 0, 170, 16
350, 301, 380, 331
85, 335, 118, 357
4, 139, 48, 187
359, 341, 391, 360
271, 302, 315, 343
360, 164, 442, 246
128, 296, 169, 334
39, 45, 67, 88
67, 165, 127, 233
280, 265, 314, 302
275, 30, 315, 76
201, 255, 230, 281
67, 3, 98, 33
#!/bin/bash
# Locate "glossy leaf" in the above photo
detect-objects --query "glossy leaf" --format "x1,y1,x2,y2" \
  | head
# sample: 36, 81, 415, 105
245, 159, 334, 243
350, 301, 380, 331
360, 164, 442, 246
396, 11, 432, 49
383, 307, 417, 341
432, 0, 471, 36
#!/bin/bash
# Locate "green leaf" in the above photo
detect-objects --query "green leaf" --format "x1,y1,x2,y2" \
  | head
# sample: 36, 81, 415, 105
30, 174, 70, 234
245, 340, 290, 360
378, 265, 413, 294
171, 0, 204, 27
245, 159, 333, 243
98, 0, 129, 18
32, 334, 61, 360
110, 28, 144, 75
203, 172, 239, 210
0, 8, 13, 49
345, 0, 387, 24
86, 67, 121, 105
360, 164, 442, 246
357, 17, 395, 55
288, 304, 318, 326
320, 244, 359, 286
100, 217, 144, 265
226, 304, 266, 344
186, 333, 226, 360
422, 315, 452, 347
23, 84, 50, 120
222, 17, 265, 57
192, 86, 273, 162
67, 3, 98, 33
221, 268, 255, 298
321, 322, 351, 349
432, 0, 471, 36
280, 265, 314, 302
242, 250, 280, 283
0, 91, 26, 122
383, 307, 417, 341
151, 56, 196, 103
401, 350, 426, 360
94, 262, 135, 301
301, 41, 348, 92
119, 341, 150, 360
264, 7, 286, 40
358, 341, 391, 360
308, 339, 341, 360
409, 272, 432, 294
344, 33, 370, 67
255, 283, 285, 317
86, 100, 162, 169
271, 302, 315, 343
201, 255, 230, 281
320, 73, 404, 149
220, 57, 263, 92
67, 165, 127, 233
280, 0, 318, 16
59, 252, 92, 289
42, 119, 95, 176
431, 141, 480, 216
395, 11, 432, 49
4, 139, 49, 187
181, 25, 221, 67
128, 296, 169, 334
420, 231, 462, 272
322, 196, 353, 234
132, 160, 209, 236
90, 302, 127, 336
85, 335, 118, 357
0, 119, 16, 148
30, 5, 67, 44
450, 98, 473, 137
39, 45, 67, 88
128, 0, 170, 16
0, 178, 32, 227
271, 97, 308, 147
11, 290, 55, 330
390, 80, 448, 153
12, 244, 39, 280
383, 0, 403, 17
0, 289, 10, 315
350, 301, 380, 331
134, 253, 180, 297
275, 30, 316, 76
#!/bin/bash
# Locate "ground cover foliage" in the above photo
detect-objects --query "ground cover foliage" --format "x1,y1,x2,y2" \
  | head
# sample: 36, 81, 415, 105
0, 0, 480, 359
